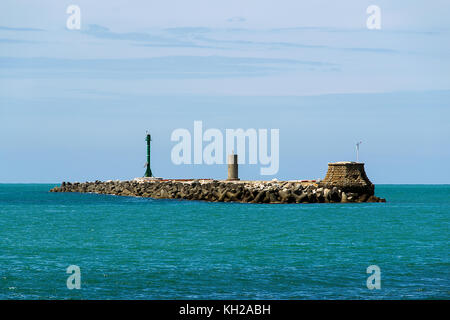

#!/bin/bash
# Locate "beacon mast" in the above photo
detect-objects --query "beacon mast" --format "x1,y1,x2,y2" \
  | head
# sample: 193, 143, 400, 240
144, 132, 153, 177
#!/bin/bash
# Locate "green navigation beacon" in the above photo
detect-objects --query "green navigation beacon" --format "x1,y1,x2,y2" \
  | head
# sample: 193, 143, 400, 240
144, 132, 153, 177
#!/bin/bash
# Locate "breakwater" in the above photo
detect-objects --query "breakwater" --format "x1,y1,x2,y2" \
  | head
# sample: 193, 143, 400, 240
49, 162, 385, 204
49, 179, 385, 203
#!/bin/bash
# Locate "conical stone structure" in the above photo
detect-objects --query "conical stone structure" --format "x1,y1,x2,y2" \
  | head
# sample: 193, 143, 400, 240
320, 162, 374, 195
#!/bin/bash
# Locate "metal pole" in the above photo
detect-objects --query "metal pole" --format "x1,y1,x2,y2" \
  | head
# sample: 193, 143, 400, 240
356, 141, 362, 162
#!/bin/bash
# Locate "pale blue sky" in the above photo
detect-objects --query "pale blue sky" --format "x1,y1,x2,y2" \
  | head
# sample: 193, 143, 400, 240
1, 1, 449, 183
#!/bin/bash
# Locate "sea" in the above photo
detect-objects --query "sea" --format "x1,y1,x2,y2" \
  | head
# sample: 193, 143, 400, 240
0, 184, 448, 300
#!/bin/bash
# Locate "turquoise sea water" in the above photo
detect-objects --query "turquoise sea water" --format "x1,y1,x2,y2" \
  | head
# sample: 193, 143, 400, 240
0, 184, 448, 300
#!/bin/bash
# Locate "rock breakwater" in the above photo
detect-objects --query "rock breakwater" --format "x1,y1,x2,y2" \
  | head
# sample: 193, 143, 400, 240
50, 178, 385, 204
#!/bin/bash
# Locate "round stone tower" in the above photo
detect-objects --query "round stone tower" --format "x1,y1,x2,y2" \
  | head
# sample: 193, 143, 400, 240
227, 154, 239, 181
320, 162, 374, 195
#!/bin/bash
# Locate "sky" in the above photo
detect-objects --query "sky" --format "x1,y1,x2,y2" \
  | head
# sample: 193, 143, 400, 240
0, 0, 449, 183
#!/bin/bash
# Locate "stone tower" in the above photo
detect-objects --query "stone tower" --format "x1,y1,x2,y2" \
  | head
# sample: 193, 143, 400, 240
227, 154, 239, 181
320, 162, 374, 195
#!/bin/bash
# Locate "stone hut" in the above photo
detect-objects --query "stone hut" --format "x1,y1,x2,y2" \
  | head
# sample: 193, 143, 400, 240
320, 162, 375, 195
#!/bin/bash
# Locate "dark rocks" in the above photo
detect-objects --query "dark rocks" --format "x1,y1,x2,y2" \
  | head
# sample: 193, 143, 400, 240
49, 178, 386, 204
329, 187, 341, 202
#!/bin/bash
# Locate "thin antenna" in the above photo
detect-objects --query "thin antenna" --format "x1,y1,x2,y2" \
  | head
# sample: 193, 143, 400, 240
356, 141, 362, 162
